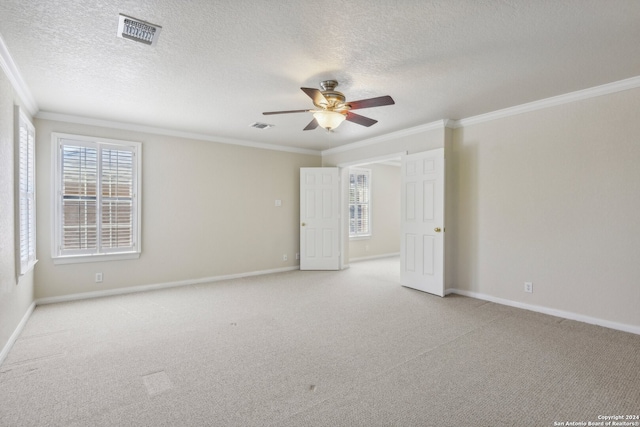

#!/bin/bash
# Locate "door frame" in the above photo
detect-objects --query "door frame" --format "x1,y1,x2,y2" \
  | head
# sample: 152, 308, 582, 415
336, 152, 407, 270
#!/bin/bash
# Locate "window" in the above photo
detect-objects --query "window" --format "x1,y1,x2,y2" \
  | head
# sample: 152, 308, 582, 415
52, 133, 141, 263
349, 168, 371, 237
16, 107, 37, 275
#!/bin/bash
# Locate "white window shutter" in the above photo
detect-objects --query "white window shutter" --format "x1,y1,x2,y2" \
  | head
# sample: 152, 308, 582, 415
100, 147, 135, 251
61, 145, 98, 252
54, 134, 140, 260
348, 169, 371, 237
17, 107, 36, 275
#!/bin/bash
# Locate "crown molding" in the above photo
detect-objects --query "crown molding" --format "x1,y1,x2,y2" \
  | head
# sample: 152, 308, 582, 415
455, 75, 640, 128
0, 33, 38, 115
321, 119, 451, 156
36, 111, 321, 156
336, 151, 406, 168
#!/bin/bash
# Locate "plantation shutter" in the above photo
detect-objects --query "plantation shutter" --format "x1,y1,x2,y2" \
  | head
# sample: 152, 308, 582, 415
59, 140, 136, 256
17, 109, 36, 274
101, 147, 134, 251
349, 169, 370, 236
61, 144, 98, 252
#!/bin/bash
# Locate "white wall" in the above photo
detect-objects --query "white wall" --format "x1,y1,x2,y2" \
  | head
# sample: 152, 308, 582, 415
348, 163, 400, 261
449, 88, 640, 328
34, 119, 321, 299
0, 68, 35, 357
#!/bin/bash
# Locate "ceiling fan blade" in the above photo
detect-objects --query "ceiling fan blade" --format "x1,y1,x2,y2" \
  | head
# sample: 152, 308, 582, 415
301, 87, 328, 106
303, 118, 319, 131
263, 109, 311, 115
346, 112, 378, 127
347, 95, 395, 110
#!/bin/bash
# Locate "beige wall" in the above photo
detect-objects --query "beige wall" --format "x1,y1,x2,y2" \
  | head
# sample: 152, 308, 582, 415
0, 69, 35, 355
348, 163, 400, 260
449, 88, 640, 327
34, 119, 321, 299
320, 92, 640, 330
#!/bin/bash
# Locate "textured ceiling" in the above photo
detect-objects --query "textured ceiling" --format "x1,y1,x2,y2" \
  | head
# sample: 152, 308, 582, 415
1, 0, 639, 152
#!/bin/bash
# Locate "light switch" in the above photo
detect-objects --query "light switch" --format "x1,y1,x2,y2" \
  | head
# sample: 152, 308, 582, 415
275, 199, 282, 207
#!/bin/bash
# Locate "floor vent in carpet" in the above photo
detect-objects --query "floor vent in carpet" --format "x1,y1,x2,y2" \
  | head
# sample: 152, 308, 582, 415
142, 371, 173, 396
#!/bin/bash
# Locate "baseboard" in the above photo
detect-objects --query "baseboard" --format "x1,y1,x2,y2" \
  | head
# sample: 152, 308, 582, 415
349, 252, 400, 263
36, 266, 300, 305
446, 288, 640, 336
0, 301, 36, 366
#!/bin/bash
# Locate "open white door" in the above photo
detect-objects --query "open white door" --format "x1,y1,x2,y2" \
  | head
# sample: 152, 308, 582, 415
401, 149, 445, 296
300, 167, 340, 270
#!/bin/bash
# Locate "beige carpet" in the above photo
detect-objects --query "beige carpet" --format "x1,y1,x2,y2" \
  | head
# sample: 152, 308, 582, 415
1, 257, 639, 426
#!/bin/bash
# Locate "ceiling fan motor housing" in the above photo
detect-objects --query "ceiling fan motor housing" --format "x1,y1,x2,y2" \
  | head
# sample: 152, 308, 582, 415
317, 80, 347, 111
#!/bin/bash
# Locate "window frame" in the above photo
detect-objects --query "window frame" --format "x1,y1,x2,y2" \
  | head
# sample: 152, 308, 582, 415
348, 168, 372, 239
51, 133, 142, 264
15, 106, 37, 276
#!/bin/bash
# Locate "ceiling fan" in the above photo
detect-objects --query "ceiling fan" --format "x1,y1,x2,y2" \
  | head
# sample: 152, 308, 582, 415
263, 80, 395, 131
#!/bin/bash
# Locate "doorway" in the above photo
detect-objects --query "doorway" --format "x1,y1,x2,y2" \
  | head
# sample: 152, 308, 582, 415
335, 148, 446, 297
337, 152, 404, 269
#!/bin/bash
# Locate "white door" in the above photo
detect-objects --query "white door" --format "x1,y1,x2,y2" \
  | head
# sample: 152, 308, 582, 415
300, 167, 340, 270
401, 149, 445, 296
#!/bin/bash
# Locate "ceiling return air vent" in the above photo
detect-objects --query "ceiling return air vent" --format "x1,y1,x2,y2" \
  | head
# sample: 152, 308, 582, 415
250, 122, 274, 129
117, 14, 162, 45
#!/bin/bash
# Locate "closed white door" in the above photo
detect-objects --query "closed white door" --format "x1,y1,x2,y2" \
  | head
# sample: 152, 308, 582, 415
401, 149, 445, 296
300, 167, 340, 270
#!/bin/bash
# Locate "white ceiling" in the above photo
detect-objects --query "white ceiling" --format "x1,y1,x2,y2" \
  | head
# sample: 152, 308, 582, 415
1, 1, 639, 152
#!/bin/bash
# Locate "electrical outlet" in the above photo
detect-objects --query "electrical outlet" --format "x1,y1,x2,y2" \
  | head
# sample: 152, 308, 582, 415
283, 254, 288, 261
95, 273, 103, 283
524, 282, 533, 293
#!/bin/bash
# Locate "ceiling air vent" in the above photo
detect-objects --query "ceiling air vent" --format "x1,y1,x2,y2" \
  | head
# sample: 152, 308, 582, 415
117, 14, 162, 46
250, 122, 274, 130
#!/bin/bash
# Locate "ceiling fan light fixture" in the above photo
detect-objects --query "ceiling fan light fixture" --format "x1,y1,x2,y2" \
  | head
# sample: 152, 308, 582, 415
313, 110, 346, 131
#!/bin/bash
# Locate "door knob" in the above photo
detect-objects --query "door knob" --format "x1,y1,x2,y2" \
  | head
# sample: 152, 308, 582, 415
301, 222, 306, 226
434, 227, 442, 232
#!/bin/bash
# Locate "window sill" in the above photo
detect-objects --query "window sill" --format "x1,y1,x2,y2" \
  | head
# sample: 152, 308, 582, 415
19, 259, 38, 277
53, 252, 140, 265
349, 235, 372, 241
